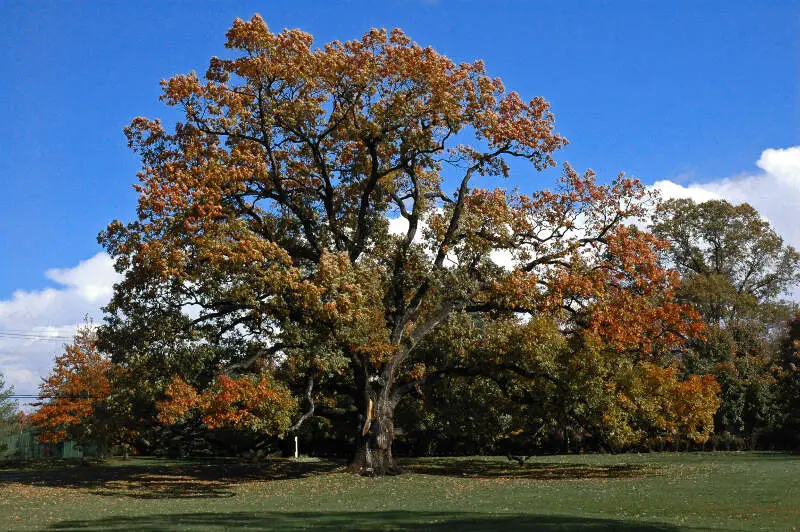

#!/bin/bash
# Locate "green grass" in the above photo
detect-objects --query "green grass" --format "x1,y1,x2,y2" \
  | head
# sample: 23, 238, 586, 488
0, 452, 797, 531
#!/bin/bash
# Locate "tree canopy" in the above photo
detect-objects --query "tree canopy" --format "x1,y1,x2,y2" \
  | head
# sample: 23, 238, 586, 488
99, 16, 710, 474
0, 372, 17, 423
29, 326, 115, 452
653, 198, 800, 447
775, 313, 800, 448
653, 198, 800, 326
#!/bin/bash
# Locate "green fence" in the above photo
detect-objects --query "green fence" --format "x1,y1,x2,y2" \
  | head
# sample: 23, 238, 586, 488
1, 428, 91, 460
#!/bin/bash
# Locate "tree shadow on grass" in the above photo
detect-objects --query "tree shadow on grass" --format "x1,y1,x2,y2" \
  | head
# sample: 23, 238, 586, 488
0, 456, 659, 499
47, 510, 705, 531
399, 458, 653, 480
0, 458, 340, 499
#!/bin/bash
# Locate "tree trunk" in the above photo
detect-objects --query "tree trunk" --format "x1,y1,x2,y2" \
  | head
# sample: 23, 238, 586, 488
347, 396, 401, 476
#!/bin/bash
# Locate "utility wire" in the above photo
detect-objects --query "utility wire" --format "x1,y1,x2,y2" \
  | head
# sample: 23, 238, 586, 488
0, 328, 76, 339
0, 333, 73, 342
0, 328, 77, 333
0, 331, 73, 338
7, 395, 102, 399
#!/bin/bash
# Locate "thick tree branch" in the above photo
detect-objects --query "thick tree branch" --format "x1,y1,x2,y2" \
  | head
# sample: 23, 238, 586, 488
289, 371, 315, 432
223, 343, 295, 374
394, 361, 562, 398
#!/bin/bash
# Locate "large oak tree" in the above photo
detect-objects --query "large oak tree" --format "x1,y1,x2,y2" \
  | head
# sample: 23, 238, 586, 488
100, 16, 705, 474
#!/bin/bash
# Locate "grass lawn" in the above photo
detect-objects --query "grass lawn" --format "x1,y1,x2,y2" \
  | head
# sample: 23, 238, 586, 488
0, 452, 797, 531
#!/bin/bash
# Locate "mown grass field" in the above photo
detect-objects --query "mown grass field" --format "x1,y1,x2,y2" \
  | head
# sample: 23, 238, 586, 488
0, 452, 797, 531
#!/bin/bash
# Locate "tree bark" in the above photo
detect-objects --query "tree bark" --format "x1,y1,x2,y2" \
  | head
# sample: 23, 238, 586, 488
347, 395, 401, 476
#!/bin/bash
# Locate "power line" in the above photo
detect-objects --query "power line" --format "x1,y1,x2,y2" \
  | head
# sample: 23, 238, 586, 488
0, 327, 77, 338
0, 328, 77, 333
0, 331, 73, 337
0, 332, 73, 342
7, 395, 102, 399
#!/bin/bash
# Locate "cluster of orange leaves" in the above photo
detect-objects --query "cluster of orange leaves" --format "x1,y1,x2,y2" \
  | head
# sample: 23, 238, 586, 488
157, 372, 297, 435
29, 329, 112, 443
112, 14, 569, 277
588, 228, 705, 355
615, 363, 721, 444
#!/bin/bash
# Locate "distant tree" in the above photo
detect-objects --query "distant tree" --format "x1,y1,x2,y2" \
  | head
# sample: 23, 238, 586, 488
652, 199, 799, 326
0, 371, 17, 422
653, 198, 800, 446
0, 372, 20, 457
775, 313, 800, 449
29, 325, 116, 456
101, 16, 707, 474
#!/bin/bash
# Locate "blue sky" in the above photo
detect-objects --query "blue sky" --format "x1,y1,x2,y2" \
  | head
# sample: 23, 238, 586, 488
0, 0, 798, 396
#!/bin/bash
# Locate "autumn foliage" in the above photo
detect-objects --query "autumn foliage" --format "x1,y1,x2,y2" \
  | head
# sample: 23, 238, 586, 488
97, 16, 720, 472
157, 372, 297, 434
612, 363, 720, 446
29, 326, 113, 444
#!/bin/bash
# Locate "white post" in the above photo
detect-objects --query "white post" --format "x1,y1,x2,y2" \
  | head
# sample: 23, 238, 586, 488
294, 436, 299, 458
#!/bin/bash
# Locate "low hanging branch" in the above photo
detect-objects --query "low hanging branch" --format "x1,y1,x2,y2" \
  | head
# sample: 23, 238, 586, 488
289, 371, 316, 432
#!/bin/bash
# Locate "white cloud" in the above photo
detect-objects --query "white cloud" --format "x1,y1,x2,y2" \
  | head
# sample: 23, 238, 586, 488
652, 146, 800, 254
0, 253, 120, 404
650, 180, 722, 204
44, 253, 119, 303
758, 147, 800, 186
387, 215, 411, 237
652, 146, 800, 301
